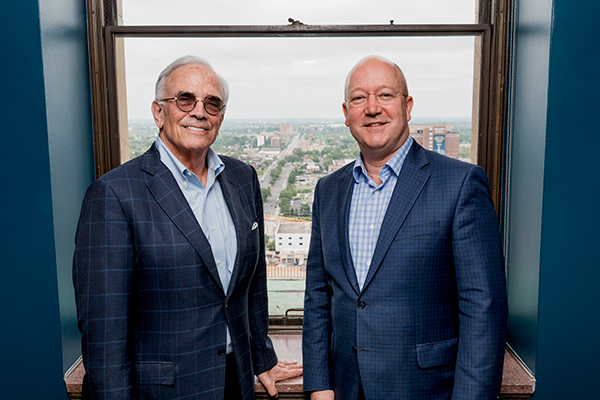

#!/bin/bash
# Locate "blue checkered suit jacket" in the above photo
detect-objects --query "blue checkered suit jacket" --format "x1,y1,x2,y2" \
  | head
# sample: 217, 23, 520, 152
303, 142, 508, 399
73, 143, 276, 399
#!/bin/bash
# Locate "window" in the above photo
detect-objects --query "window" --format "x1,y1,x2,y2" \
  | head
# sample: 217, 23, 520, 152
87, 0, 509, 323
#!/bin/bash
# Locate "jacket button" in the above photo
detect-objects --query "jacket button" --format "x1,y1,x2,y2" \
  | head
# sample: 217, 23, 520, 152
218, 348, 226, 356
352, 345, 357, 353
225, 300, 228, 308
357, 300, 366, 309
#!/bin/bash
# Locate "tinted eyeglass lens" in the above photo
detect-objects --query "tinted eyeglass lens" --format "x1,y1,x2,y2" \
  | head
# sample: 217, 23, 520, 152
204, 97, 223, 115
176, 95, 196, 111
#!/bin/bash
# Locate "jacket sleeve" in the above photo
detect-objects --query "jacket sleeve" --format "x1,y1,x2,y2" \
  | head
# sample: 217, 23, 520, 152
302, 179, 334, 392
73, 179, 135, 399
451, 165, 508, 400
247, 167, 277, 375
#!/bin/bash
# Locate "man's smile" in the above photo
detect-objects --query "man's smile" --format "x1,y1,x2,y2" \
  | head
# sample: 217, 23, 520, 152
364, 121, 387, 127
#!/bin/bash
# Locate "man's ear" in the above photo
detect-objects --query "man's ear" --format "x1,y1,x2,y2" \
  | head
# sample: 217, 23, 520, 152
151, 101, 164, 129
405, 96, 414, 122
342, 102, 349, 127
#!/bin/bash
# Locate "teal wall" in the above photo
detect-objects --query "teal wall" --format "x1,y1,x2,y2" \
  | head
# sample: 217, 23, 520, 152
506, 0, 600, 398
39, 0, 95, 372
0, 0, 93, 396
504, 0, 553, 371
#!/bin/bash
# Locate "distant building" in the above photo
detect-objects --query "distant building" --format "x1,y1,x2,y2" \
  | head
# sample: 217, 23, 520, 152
409, 124, 461, 159
299, 138, 310, 152
280, 124, 293, 139
295, 173, 322, 186
270, 136, 280, 147
328, 159, 354, 173
301, 161, 320, 173
259, 147, 281, 160
256, 134, 265, 147
275, 222, 311, 264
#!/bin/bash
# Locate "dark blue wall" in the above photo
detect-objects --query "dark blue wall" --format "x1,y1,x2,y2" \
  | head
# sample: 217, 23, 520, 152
506, 0, 600, 398
0, 0, 93, 396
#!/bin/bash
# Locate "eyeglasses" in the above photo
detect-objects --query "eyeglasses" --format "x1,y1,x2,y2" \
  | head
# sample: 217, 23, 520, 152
347, 90, 406, 107
160, 92, 225, 115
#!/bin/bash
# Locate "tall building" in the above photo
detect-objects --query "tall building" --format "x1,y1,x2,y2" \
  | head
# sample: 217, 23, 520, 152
299, 138, 309, 151
280, 123, 293, 139
409, 124, 460, 159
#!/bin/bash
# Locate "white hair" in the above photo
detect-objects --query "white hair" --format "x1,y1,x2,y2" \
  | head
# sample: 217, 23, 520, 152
155, 55, 229, 107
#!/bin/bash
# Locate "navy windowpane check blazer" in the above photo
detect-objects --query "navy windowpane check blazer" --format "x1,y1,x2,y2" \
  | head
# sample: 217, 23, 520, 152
303, 142, 508, 400
73, 144, 276, 400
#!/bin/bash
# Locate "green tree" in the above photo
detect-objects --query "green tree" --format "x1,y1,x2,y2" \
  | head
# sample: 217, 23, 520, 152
300, 202, 311, 216
261, 187, 271, 202
287, 169, 298, 185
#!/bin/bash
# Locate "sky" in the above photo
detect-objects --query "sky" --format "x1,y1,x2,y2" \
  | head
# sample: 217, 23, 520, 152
121, 0, 478, 121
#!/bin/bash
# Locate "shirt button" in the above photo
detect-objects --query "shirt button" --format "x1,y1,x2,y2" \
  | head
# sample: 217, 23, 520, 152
369, 224, 374, 230
374, 190, 379, 194
212, 226, 216, 231
366, 261, 371, 267
357, 301, 366, 309
217, 259, 221, 265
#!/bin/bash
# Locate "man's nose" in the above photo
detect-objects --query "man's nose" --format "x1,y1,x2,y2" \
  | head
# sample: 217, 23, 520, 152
365, 94, 382, 115
188, 99, 207, 118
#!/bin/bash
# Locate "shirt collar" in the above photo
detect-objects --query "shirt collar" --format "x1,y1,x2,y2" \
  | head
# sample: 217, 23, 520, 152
352, 135, 413, 184
156, 135, 225, 186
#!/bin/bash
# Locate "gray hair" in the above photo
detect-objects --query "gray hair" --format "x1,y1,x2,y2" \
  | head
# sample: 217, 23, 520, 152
344, 55, 409, 103
155, 55, 230, 107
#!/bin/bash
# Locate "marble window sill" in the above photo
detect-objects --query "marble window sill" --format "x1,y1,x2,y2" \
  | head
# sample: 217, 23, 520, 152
66, 334, 535, 399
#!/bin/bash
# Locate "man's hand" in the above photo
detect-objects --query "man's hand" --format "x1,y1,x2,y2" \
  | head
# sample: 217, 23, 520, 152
257, 360, 303, 397
311, 390, 335, 399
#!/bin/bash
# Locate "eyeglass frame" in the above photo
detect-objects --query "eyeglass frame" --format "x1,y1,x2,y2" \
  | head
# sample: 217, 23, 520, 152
159, 92, 225, 115
345, 90, 408, 107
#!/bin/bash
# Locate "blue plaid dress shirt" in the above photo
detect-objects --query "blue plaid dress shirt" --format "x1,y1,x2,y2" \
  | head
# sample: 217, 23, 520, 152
349, 136, 413, 290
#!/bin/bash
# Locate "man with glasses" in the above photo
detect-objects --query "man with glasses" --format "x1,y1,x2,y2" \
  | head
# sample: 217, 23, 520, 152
303, 56, 507, 399
74, 55, 301, 400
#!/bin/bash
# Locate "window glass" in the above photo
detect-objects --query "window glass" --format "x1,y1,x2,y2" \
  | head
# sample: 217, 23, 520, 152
121, 0, 478, 26
121, 35, 477, 318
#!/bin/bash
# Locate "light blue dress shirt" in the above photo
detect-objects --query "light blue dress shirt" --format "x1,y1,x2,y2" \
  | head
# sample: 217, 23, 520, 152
157, 136, 237, 352
349, 136, 413, 290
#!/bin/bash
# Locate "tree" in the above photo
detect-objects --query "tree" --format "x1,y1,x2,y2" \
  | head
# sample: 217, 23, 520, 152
299, 202, 311, 216
261, 187, 271, 202
287, 169, 298, 185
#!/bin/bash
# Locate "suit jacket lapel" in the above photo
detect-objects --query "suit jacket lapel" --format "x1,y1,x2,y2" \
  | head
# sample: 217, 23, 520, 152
361, 143, 430, 292
217, 167, 248, 296
337, 165, 361, 295
142, 145, 225, 294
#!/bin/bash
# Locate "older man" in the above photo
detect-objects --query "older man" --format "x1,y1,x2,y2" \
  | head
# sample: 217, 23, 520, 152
303, 56, 508, 399
74, 55, 301, 400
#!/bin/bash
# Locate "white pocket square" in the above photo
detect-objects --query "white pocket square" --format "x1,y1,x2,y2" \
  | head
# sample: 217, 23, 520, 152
251, 222, 259, 230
